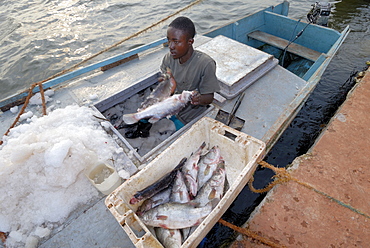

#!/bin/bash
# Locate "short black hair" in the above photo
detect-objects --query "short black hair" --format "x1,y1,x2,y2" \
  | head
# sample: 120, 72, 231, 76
169, 16, 196, 39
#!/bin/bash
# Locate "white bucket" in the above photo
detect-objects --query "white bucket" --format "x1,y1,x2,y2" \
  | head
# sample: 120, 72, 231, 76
86, 162, 122, 195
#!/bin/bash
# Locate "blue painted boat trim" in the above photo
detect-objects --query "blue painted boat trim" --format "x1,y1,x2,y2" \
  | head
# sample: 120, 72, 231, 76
204, 2, 289, 41
303, 25, 350, 81
0, 38, 167, 109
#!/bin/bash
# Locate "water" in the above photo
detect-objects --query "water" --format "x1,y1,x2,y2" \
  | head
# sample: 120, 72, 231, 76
0, 0, 283, 101
1, 0, 369, 247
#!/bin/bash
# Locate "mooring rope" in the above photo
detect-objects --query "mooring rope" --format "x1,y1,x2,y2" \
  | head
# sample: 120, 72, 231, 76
218, 219, 287, 248
0, 0, 205, 145
249, 161, 370, 219
1, 82, 48, 145
218, 160, 370, 248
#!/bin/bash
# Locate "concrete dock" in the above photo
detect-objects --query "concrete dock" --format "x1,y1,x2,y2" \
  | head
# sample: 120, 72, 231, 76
230, 66, 370, 248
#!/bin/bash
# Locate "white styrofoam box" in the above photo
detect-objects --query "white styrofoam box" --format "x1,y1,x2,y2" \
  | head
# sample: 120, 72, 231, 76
197, 35, 278, 99
105, 117, 266, 248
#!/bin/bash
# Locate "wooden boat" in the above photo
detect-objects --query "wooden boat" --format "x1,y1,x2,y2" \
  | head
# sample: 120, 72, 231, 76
0, 1, 349, 247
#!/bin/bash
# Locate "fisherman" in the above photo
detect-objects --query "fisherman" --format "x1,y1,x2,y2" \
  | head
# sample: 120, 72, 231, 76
125, 16, 219, 139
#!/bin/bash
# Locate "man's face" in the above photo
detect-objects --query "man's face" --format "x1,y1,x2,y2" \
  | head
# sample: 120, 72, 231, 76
167, 27, 193, 60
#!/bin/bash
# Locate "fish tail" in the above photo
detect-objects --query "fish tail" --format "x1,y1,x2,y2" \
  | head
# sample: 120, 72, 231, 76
122, 113, 139, 124
200, 141, 206, 150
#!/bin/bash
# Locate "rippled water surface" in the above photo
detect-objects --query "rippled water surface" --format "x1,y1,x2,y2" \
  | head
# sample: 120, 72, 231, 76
0, 0, 296, 100
1, 0, 369, 247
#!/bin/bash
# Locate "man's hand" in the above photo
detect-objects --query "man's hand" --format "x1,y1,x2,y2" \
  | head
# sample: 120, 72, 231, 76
191, 92, 214, 105
191, 91, 201, 105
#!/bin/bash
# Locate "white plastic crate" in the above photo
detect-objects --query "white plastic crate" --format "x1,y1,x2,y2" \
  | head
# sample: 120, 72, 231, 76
105, 117, 266, 248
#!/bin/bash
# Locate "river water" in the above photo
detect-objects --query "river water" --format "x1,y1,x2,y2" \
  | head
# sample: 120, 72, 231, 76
0, 0, 343, 101
1, 0, 369, 247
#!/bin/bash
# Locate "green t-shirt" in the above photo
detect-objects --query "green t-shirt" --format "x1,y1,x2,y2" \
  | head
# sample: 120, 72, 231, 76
160, 50, 219, 124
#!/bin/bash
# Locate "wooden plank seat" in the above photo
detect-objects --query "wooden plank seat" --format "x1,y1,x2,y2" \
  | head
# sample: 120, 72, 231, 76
248, 30, 322, 61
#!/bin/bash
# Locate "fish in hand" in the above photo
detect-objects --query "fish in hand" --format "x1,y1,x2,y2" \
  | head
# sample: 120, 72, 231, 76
122, 90, 195, 124
138, 69, 176, 111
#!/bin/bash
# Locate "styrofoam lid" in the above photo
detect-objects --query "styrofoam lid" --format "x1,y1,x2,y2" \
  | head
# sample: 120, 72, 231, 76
196, 35, 274, 86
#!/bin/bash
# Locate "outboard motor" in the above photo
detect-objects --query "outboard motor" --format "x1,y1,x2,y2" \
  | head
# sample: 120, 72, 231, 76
307, 2, 332, 26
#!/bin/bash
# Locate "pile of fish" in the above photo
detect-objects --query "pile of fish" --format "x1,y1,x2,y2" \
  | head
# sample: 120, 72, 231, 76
130, 142, 228, 248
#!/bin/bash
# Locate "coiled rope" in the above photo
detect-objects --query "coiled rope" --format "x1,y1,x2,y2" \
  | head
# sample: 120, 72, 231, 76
0, 0, 204, 145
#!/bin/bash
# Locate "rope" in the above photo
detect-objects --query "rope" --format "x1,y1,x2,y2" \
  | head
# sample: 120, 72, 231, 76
249, 161, 370, 219
0, 0, 205, 145
0, 82, 48, 145
38, 82, 47, 115
220, 161, 370, 247
218, 219, 287, 248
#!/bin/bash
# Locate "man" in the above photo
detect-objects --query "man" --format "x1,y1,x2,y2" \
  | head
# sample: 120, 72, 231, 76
125, 16, 219, 139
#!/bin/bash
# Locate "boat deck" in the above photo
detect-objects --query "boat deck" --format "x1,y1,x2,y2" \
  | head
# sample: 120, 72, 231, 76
11, 34, 307, 248
0, 2, 349, 247
231, 67, 370, 248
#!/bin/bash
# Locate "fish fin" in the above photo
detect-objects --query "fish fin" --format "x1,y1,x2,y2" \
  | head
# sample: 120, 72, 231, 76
194, 218, 204, 226
129, 197, 139, 205
204, 165, 210, 175
122, 113, 138, 125
217, 159, 225, 169
189, 178, 198, 197
169, 229, 176, 236
208, 189, 216, 200
188, 201, 200, 207
148, 116, 161, 123
156, 215, 168, 220
199, 141, 206, 152
159, 224, 169, 229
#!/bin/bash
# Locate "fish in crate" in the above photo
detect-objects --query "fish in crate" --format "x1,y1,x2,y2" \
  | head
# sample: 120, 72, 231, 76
131, 143, 228, 247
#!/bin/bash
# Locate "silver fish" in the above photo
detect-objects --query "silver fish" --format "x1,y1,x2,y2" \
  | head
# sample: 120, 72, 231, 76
136, 187, 172, 216
130, 158, 186, 205
182, 142, 206, 198
122, 90, 194, 124
155, 228, 182, 248
140, 202, 212, 229
193, 161, 226, 207
170, 170, 190, 203
197, 146, 222, 189
138, 69, 176, 111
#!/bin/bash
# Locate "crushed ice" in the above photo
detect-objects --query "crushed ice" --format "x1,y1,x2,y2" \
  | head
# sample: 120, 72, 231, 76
0, 105, 131, 248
